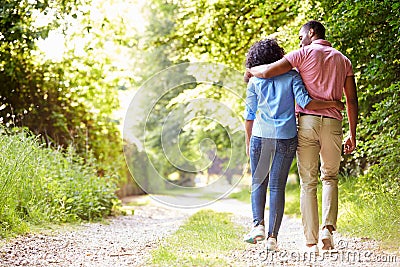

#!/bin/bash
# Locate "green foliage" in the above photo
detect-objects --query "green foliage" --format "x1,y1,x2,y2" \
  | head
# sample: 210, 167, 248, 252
283, 182, 301, 216
151, 209, 245, 266
319, 1, 400, 182
319, 4, 400, 247
0, 0, 91, 143
0, 127, 119, 237
338, 175, 399, 248
323, 0, 400, 112
131, 1, 253, 188
156, 0, 303, 69
229, 187, 251, 204
130, 1, 205, 186
0, 0, 141, 191
357, 82, 400, 180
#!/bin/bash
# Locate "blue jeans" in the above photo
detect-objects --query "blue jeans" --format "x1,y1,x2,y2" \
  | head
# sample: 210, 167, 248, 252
249, 135, 298, 238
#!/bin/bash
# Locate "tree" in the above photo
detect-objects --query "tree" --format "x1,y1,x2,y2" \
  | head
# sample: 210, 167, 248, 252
156, 0, 304, 70
0, 0, 142, 191
124, 0, 249, 191
0, 0, 88, 141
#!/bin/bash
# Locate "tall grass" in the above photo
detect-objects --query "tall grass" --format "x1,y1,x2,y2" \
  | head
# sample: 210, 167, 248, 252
0, 127, 119, 237
338, 176, 400, 249
284, 177, 399, 249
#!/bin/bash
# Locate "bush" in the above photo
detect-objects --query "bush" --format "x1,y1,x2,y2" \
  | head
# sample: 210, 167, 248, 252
341, 82, 400, 206
0, 127, 119, 237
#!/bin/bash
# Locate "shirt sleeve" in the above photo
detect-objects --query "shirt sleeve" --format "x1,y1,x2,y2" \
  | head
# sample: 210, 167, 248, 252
243, 79, 257, 120
284, 48, 304, 69
291, 71, 312, 109
345, 57, 354, 76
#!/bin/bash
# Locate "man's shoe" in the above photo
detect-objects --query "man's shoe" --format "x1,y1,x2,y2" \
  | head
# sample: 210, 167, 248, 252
266, 237, 278, 251
321, 228, 334, 250
243, 225, 265, 244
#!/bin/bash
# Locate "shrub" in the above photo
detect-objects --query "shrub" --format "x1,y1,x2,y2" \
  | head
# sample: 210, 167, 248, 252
0, 127, 119, 237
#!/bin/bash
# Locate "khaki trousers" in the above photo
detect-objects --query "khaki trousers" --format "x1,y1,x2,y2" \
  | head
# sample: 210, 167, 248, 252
297, 115, 342, 245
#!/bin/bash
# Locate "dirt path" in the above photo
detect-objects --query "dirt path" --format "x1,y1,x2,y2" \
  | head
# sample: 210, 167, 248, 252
0, 195, 398, 266
0, 202, 189, 267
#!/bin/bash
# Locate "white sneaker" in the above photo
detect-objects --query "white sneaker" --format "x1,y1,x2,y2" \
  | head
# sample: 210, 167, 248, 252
321, 228, 334, 250
243, 225, 265, 244
304, 244, 319, 256
266, 237, 278, 251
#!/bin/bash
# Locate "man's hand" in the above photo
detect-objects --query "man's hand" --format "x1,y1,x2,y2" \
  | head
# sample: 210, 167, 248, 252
343, 75, 358, 155
244, 69, 253, 83
333, 100, 345, 111
343, 135, 356, 154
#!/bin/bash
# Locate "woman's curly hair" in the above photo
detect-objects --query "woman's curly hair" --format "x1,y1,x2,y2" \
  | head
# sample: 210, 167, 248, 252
245, 38, 285, 68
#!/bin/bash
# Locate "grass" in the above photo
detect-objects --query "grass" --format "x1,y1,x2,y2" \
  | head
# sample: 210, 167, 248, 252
228, 187, 251, 203
228, 182, 308, 217
285, 182, 324, 217
337, 176, 400, 251
283, 182, 301, 216
0, 127, 119, 238
150, 209, 246, 266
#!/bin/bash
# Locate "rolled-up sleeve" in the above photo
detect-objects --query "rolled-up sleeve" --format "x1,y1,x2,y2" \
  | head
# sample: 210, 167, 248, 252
243, 80, 257, 120
292, 72, 312, 109
345, 57, 354, 77
284, 49, 303, 69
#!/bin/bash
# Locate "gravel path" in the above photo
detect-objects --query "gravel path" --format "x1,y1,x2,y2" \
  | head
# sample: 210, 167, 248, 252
228, 214, 399, 267
0, 195, 398, 267
0, 203, 190, 267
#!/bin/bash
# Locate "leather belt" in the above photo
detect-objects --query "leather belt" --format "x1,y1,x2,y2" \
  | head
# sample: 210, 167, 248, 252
298, 112, 336, 120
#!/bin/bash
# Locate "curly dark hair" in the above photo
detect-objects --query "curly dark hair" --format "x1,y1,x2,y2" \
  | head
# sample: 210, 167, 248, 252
245, 38, 285, 68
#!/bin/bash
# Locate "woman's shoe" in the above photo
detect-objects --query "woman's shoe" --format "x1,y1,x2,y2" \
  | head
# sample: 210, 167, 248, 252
243, 225, 265, 244
266, 237, 278, 251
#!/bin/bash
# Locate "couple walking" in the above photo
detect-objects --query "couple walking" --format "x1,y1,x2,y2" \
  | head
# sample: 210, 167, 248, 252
243, 20, 358, 254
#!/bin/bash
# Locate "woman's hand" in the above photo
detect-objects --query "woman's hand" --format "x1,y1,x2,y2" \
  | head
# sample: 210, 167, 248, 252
244, 69, 253, 83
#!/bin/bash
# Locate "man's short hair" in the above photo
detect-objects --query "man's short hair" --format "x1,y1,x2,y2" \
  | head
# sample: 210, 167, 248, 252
302, 20, 326, 39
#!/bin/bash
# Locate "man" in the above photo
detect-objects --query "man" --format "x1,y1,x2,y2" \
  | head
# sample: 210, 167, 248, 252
244, 20, 358, 253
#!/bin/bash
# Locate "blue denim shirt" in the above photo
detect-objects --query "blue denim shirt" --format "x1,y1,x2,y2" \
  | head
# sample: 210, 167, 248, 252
244, 70, 312, 139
